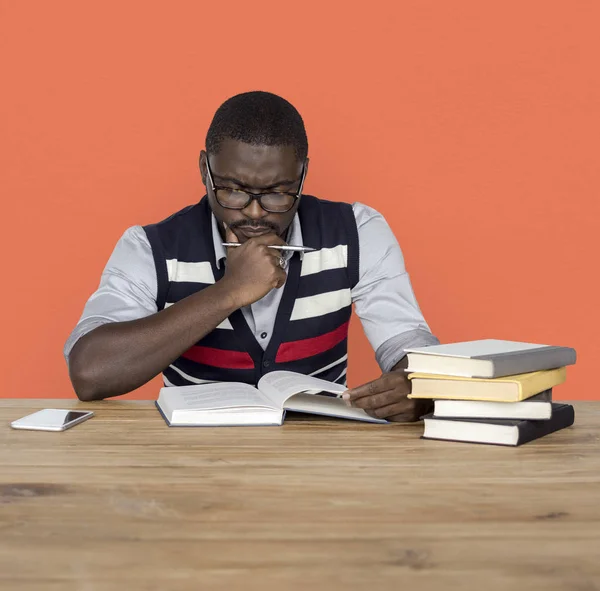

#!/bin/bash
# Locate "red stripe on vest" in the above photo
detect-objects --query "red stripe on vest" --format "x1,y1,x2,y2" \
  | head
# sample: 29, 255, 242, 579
275, 321, 350, 364
182, 346, 254, 370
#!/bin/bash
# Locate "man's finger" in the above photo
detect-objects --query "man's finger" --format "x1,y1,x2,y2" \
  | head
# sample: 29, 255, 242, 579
249, 233, 287, 247
343, 375, 394, 401
263, 247, 286, 261
348, 390, 398, 410
273, 269, 287, 289
223, 223, 239, 245
373, 402, 418, 421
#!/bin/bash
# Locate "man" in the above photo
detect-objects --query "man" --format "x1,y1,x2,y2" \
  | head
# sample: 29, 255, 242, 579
65, 91, 439, 421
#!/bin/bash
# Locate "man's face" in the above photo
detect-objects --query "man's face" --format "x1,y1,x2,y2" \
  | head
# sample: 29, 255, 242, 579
200, 139, 306, 243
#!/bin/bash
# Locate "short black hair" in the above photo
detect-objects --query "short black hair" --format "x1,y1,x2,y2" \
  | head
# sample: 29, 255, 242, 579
206, 91, 308, 161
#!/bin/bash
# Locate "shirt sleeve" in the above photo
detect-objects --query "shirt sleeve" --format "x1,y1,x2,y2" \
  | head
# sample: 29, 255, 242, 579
351, 203, 440, 373
63, 225, 158, 363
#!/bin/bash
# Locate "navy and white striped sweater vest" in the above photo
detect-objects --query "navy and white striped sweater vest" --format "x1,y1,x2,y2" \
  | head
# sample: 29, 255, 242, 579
143, 195, 359, 387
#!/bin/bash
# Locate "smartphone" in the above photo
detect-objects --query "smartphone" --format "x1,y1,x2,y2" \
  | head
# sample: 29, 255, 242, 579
10, 409, 94, 431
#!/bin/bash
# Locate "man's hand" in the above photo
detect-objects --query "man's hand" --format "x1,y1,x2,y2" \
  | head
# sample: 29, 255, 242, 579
220, 224, 287, 309
342, 364, 432, 422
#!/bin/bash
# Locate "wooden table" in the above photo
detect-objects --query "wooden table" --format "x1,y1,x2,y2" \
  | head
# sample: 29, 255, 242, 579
1, 399, 599, 591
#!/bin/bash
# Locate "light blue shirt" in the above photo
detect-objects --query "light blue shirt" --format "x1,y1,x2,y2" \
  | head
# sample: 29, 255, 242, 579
64, 202, 439, 373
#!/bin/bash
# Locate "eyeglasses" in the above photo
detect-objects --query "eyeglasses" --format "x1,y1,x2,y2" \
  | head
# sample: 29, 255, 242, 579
205, 157, 306, 213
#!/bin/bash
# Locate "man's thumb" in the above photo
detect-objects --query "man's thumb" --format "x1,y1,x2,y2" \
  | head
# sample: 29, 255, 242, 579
223, 223, 239, 244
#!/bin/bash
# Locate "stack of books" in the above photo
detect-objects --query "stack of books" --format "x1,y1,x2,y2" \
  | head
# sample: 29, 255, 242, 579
405, 340, 577, 446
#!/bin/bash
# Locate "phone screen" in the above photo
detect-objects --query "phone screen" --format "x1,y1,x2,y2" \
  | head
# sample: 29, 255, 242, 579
11, 409, 94, 430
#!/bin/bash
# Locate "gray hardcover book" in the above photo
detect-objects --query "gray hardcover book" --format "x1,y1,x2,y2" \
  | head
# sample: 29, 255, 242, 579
405, 339, 577, 378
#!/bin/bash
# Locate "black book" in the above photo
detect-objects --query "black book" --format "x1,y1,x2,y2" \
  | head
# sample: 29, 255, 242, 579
422, 403, 574, 446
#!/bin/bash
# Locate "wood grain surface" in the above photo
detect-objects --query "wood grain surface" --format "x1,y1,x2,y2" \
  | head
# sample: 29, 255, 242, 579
1, 399, 599, 591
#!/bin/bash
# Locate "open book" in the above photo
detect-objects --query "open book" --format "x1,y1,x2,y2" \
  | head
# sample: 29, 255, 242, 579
156, 371, 386, 426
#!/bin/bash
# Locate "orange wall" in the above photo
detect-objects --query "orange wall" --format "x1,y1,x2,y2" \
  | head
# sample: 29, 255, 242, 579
1, 1, 598, 400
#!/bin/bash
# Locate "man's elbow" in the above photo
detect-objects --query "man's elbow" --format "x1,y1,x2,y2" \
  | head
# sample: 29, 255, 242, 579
69, 364, 105, 402
73, 383, 104, 403
68, 341, 107, 402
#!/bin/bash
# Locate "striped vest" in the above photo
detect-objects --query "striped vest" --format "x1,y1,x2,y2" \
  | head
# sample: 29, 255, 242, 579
143, 195, 359, 387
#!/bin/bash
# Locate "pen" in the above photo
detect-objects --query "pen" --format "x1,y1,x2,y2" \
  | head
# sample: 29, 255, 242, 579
222, 243, 315, 252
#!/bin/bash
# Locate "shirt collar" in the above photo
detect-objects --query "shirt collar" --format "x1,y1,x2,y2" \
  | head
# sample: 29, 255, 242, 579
212, 213, 304, 269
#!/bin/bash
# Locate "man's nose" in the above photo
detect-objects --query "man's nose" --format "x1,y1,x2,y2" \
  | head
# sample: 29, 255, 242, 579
241, 197, 269, 220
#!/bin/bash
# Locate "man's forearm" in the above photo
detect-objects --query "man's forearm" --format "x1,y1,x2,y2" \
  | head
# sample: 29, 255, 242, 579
68, 280, 239, 401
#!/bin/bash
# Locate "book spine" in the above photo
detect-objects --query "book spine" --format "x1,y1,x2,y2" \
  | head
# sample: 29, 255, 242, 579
517, 405, 575, 445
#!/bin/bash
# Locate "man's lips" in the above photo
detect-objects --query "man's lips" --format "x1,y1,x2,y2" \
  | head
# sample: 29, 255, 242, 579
236, 226, 274, 237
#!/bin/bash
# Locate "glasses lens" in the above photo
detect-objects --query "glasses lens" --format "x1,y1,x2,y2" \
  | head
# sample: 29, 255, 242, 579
216, 189, 249, 209
260, 193, 296, 212
216, 188, 296, 212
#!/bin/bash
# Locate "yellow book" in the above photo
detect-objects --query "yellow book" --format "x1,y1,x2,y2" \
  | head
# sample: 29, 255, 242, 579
407, 367, 567, 402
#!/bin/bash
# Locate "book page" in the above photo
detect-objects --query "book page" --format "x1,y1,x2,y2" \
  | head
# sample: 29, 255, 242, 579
283, 393, 386, 423
161, 382, 277, 411
257, 371, 347, 408
406, 339, 547, 359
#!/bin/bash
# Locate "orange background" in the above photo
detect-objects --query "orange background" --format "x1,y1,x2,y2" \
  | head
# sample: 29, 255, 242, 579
1, 1, 598, 400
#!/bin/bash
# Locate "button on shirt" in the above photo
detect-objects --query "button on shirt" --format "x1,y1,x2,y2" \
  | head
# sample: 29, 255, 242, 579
64, 202, 439, 373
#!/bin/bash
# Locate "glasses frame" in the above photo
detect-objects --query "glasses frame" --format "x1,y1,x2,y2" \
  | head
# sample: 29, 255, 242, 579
205, 156, 306, 213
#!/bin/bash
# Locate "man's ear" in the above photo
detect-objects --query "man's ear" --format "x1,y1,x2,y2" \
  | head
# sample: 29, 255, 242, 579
298, 157, 309, 197
199, 150, 207, 185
